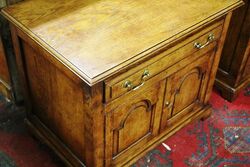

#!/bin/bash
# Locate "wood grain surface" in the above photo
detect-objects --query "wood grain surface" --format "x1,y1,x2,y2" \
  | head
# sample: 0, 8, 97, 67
215, 0, 250, 101
0, 36, 10, 84
1, 0, 244, 166
1, 0, 243, 85
0, 35, 12, 99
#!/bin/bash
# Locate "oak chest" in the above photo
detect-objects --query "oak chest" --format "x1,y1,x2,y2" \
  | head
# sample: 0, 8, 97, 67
1, 0, 243, 166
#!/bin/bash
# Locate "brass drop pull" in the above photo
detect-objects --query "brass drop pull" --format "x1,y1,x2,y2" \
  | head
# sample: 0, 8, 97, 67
123, 81, 133, 89
123, 69, 150, 91
194, 34, 215, 49
165, 101, 173, 108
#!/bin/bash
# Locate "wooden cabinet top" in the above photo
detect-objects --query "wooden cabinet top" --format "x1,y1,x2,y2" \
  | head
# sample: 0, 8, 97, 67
1, 0, 243, 85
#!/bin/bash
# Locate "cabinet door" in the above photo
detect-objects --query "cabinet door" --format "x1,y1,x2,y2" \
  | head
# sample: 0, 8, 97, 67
105, 81, 165, 166
160, 51, 214, 131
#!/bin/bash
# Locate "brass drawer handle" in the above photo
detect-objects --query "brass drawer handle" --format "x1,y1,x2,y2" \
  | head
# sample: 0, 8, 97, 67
194, 34, 215, 49
165, 101, 173, 109
123, 69, 150, 91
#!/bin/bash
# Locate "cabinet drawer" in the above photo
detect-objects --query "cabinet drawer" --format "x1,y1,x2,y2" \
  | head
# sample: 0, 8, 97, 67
105, 19, 224, 102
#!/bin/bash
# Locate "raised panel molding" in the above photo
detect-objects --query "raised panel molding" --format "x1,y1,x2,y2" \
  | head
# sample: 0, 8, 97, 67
114, 100, 152, 131
110, 98, 156, 155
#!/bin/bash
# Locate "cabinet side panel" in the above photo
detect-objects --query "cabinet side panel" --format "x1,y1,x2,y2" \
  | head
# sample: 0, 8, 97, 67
231, 2, 250, 83
0, 35, 12, 99
0, 36, 11, 84
20, 39, 86, 161
218, 3, 247, 72
242, 40, 250, 79
205, 13, 232, 103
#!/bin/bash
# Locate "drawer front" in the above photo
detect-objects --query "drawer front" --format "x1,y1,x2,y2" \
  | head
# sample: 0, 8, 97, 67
105, 20, 224, 102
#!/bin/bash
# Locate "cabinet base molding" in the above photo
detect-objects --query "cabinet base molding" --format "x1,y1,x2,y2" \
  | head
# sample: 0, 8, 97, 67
215, 77, 250, 102
122, 106, 212, 167
26, 107, 211, 167
25, 115, 86, 167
